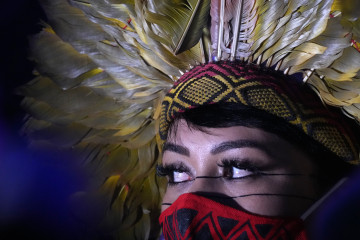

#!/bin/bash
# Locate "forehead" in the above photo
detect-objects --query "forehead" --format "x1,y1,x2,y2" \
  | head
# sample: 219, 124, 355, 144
167, 119, 281, 148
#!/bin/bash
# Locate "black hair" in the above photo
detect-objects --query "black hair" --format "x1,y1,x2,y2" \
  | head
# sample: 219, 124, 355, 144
167, 102, 354, 192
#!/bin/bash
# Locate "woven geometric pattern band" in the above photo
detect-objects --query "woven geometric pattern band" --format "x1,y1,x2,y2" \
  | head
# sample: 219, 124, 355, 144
160, 61, 358, 163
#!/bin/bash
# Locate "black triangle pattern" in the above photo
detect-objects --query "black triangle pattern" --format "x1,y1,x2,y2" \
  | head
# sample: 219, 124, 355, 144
236, 231, 250, 240
176, 208, 198, 237
255, 224, 274, 238
166, 214, 176, 240
217, 216, 239, 236
162, 208, 299, 240
192, 224, 213, 240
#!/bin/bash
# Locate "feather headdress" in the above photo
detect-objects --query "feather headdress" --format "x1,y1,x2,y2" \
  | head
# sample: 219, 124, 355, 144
19, 0, 360, 238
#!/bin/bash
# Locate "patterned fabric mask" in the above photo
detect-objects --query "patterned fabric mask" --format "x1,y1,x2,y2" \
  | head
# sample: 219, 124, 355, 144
159, 193, 307, 240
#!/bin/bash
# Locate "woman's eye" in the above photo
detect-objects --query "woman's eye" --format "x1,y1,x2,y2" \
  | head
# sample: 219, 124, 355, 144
156, 164, 192, 185
172, 171, 192, 183
220, 160, 259, 179
229, 166, 253, 179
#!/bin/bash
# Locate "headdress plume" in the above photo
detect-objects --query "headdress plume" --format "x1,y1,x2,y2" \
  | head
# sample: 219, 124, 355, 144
19, 0, 360, 238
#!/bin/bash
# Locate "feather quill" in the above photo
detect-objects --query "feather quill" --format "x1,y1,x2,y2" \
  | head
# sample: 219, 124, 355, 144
144, 0, 210, 54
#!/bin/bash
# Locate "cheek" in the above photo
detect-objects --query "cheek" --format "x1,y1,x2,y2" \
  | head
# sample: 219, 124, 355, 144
161, 175, 318, 216
228, 176, 318, 216
161, 182, 192, 212
233, 195, 312, 217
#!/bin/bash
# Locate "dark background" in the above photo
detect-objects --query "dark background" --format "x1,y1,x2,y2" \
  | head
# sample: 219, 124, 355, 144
0, 2, 88, 239
0, 1, 44, 135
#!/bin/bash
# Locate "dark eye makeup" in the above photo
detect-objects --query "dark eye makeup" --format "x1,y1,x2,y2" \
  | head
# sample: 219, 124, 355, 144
156, 162, 193, 185
157, 158, 265, 186
217, 159, 263, 180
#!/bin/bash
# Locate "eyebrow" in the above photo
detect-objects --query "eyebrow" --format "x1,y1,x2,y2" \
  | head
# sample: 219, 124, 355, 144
163, 139, 273, 157
211, 139, 273, 156
162, 142, 190, 156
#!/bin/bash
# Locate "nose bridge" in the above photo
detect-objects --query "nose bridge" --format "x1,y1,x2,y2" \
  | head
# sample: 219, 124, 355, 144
189, 154, 224, 194
188, 177, 224, 194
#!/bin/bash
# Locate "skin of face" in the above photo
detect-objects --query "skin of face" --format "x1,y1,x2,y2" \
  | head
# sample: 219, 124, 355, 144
161, 119, 320, 217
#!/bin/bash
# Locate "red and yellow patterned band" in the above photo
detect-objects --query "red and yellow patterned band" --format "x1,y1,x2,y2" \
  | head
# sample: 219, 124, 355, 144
160, 61, 358, 163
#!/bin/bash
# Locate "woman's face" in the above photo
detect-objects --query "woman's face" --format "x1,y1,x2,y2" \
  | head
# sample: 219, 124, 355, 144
161, 120, 319, 217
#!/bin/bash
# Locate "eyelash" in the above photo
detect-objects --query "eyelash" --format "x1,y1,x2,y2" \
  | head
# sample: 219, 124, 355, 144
157, 159, 262, 186
156, 163, 192, 186
217, 159, 262, 180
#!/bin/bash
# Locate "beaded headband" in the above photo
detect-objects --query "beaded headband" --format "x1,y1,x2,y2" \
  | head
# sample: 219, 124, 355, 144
160, 61, 359, 163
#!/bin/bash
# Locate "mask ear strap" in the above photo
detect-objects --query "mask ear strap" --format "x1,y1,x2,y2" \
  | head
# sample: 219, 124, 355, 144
301, 177, 348, 221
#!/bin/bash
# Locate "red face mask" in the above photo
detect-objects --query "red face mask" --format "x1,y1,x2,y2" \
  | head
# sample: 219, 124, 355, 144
159, 193, 308, 240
